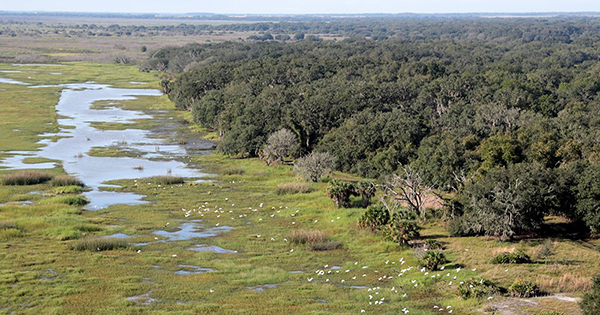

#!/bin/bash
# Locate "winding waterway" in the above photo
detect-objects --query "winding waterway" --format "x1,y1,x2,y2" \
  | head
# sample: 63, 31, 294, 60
1, 82, 209, 210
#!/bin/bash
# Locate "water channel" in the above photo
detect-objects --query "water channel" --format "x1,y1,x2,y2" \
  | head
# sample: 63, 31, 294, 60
0, 80, 211, 210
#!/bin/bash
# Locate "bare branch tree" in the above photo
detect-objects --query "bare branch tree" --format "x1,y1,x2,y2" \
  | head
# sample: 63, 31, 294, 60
379, 165, 435, 221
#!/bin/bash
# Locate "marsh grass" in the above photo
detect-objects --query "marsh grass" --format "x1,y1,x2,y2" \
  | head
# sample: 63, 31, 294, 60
309, 240, 344, 251
2, 170, 52, 185
0, 221, 22, 240
69, 238, 131, 251
43, 195, 89, 206
145, 175, 184, 185
275, 182, 312, 195
287, 229, 327, 244
49, 175, 84, 187
53, 185, 83, 194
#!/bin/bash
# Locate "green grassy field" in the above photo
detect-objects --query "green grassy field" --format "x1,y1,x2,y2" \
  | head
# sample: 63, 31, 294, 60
0, 63, 597, 315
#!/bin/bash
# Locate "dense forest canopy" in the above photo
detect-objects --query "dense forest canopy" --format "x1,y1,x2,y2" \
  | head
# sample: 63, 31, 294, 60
149, 18, 599, 237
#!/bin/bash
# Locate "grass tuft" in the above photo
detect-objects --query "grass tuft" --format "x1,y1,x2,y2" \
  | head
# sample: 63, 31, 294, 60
49, 175, 84, 187
145, 175, 184, 185
53, 185, 83, 194
69, 238, 130, 251
2, 170, 52, 185
275, 182, 312, 195
309, 240, 344, 251
43, 196, 89, 206
287, 229, 326, 244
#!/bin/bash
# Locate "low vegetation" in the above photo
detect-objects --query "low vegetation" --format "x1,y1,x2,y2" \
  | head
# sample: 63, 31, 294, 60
509, 280, 541, 297
275, 182, 312, 195
49, 175, 84, 187
458, 278, 500, 299
145, 175, 185, 185
491, 251, 532, 264
1, 170, 52, 185
69, 238, 131, 251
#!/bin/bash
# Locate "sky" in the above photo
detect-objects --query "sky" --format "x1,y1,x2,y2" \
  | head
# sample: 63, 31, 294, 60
3, 0, 600, 15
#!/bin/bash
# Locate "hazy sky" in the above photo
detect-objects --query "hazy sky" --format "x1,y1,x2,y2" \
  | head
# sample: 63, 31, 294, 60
4, 0, 600, 14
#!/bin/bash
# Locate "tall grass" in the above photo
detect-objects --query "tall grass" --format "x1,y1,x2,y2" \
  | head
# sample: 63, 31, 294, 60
0, 221, 22, 240
49, 175, 84, 187
275, 182, 312, 195
44, 195, 89, 206
145, 175, 184, 185
287, 229, 326, 244
69, 238, 130, 251
2, 170, 52, 185
537, 274, 593, 293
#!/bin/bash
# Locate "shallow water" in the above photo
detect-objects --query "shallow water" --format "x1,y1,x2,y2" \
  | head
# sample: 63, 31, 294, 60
246, 283, 281, 292
0, 83, 211, 209
0, 77, 30, 85
174, 265, 214, 275
154, 222, 232, 241
187, 244, 237, 254
102, 233, 131, 239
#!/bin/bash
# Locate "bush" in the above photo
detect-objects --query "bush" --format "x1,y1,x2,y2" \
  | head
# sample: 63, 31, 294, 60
294, 152, 335, 182
357, 204, 390, 230
536, 239, 556, 264
385, 211, 420, 246
275, 182, 312, 195
422, 250, 447, 271
425, 239, 443, 250
49, 175, 84, 187
69, 238, 130, 251
491, 251, 532, 264
581, 274, 600, 315
509, 280, 540, 297
458, 278, 500, 299
44, 196, 89, 206
287, 230, 326, 244
146, 175, 184, 185
2, 170, 52, 185
309, 240, 344, 251
326, 179, 356, 208
354, 180, 375, 208
261, 129, 298, 165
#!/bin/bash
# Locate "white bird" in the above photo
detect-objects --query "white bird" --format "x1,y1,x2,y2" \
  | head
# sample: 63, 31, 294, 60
307, 278, 313, 282
209, 289, 214, 293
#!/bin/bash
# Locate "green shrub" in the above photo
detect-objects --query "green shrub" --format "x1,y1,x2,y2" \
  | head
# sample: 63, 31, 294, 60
491, 251, 531, 264
509, 280, 540, 297
146, 175, 184, 185
458, 278, 500, 299
309, 240, 343, 251
422, 250, 447, 271
2, 170, 52, 185
385, 211, 420, 246
581, 274, 600, 315
425, 239, 443, 250
275, 182, 312, 195
357, 204, 390, 230
44, 196, 89, 206
69, 238, 130, 251
49, 175, 84, 187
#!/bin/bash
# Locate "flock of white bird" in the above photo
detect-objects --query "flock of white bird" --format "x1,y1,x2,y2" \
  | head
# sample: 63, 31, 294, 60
137, 188, 480, 313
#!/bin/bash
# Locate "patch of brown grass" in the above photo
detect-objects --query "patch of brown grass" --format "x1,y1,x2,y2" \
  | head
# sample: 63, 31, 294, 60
275, 182, 312, 195
538, 273, 593, 293
287, 229, 326, 244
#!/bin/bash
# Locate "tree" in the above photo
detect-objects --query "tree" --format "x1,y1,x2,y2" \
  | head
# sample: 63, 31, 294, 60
327, 179, 356, 208
354, 180, 376, 208
261, 128, 298, 165
581, 274, 600, 315
381, 165, 435, 221
294, 152, 335, 182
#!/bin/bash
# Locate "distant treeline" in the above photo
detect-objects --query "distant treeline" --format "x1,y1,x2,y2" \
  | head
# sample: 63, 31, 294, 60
150, 19, 599, 237
3, 17, 600, 42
